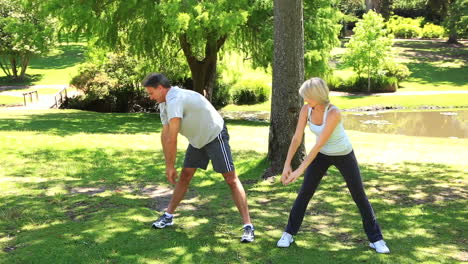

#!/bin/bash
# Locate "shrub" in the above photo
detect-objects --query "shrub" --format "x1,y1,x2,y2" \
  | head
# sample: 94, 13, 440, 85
341, 75, 398, 93
67, 52, 157, 113
212, 80, 231, 110
387, 15, 423, 38
421, 23, 446, 39
231, 79, 270, 105
383, 61, 411, 81
325, 75, 345, 91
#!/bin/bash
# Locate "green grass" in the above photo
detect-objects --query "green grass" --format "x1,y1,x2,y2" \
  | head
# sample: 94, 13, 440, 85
333, 40, 468, 92
0, 96, 23, 106
1, 109, 467, 263
0, 43, 86, 86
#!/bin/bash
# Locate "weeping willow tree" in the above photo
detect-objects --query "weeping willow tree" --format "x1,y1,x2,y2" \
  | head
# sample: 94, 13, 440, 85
45, 0, 272, 101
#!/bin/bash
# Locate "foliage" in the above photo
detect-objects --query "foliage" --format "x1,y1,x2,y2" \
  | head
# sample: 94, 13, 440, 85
347, 74, 398, 92
386, 15, 424, 38
303, 0, 343, 78
236, 0, 343, 79
231, 79, 270, 105
338, 0, 365, 16
69, 51, 155, 113
328, 74, 398, 93
211, 79, 231, 110
382, 61, 411, 81
443, 0, 468, 41
343, 11, 393, 92
46, 0, 261, 99
421, 23, 446, 38
0, 0, 56, 79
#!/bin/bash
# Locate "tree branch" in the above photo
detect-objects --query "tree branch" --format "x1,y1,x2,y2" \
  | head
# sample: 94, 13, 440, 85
179, 33, 197, 67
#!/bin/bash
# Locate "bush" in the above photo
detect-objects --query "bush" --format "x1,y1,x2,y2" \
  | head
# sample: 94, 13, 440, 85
387, 15, 423, 38
325, 75, 345, 91
67, 52, 157, 113
421, 23, 446, 39
383, 61, 411, 81
212, 80, 231, 110
231, 79, 270, 105
340, 75, 398, 93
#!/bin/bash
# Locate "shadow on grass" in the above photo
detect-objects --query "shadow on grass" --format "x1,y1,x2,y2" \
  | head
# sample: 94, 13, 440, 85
0, 74, 43, 86
0, 111, 162, 135
1, 145, 466, 263
402, 62, 468, 87
394, 41, 467, 61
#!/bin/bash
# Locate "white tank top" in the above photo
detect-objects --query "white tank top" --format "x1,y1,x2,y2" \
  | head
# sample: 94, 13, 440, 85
308, 105, 353, 156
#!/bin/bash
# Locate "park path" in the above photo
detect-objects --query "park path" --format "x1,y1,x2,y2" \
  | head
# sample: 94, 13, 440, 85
0, 84, 80, 110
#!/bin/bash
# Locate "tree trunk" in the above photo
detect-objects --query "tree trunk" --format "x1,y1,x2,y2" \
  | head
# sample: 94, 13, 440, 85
365, 0, 381, 12
0, 56, 12, 77
179, 33, 227, 101
10, 56, 18, 78
447, 33, 458, 44
263, 0, 306, 178
20, 54, 31, 78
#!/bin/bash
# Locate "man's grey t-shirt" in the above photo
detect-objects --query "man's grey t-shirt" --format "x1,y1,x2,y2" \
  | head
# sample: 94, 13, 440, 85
159, 86, 224, 149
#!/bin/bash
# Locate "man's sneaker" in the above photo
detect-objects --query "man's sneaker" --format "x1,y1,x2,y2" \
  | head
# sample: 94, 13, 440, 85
241, 225, 255, 243
152, 213, 174, 229
277, 232, 294, 248
369, 239, 390, 254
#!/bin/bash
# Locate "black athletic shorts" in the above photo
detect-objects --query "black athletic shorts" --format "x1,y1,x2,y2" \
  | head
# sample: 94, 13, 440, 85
183, 125, 235, 173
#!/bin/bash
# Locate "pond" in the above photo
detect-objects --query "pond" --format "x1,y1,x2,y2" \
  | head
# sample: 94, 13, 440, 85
343, 110, 468, 138
221, 109, 468, 138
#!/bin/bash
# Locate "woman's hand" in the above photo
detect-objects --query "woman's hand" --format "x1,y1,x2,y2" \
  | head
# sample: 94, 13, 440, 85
281, 165, 292, 185
283, 170, 302, 185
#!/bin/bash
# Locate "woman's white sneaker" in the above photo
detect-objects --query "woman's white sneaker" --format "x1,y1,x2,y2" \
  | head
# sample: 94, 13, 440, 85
369, 239, 390, 253
277, 232, 294, 248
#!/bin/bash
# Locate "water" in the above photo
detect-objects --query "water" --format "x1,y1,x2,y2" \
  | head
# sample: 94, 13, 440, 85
343, 110, 468, 138
221, 109, 468, 138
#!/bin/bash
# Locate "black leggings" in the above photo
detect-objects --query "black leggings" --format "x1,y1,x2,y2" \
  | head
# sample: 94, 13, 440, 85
285, 151, 383, 242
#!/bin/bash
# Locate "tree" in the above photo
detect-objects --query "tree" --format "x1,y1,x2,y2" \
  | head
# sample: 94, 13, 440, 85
444, 0, 468, 43
343, 10, 393, 92
0, 0, 55, 79
46, 0, 260, 101
304, 0, 342, 78
263, 0, 306, 178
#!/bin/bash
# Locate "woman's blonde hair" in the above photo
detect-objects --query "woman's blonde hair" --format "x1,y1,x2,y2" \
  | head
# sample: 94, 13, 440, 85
299, 77, 330, 104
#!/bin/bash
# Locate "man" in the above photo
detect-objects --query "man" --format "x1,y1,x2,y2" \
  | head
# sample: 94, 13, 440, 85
143, 73, 254, 242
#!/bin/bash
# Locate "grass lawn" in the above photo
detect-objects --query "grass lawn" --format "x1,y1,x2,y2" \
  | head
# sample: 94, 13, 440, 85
1, 109, 466, 263
0, 43, 86, 86
333, 40, 468, 92
0, 96, 23, 106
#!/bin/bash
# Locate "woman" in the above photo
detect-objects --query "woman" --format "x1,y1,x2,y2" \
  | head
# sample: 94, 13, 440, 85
276, 78, 389, 253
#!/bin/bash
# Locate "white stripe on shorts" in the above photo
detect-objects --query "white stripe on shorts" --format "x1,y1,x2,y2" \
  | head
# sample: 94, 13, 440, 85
218, 133, 232, 172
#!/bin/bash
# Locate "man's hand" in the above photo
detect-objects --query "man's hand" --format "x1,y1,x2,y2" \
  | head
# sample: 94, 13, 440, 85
166, 167, 178, 184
